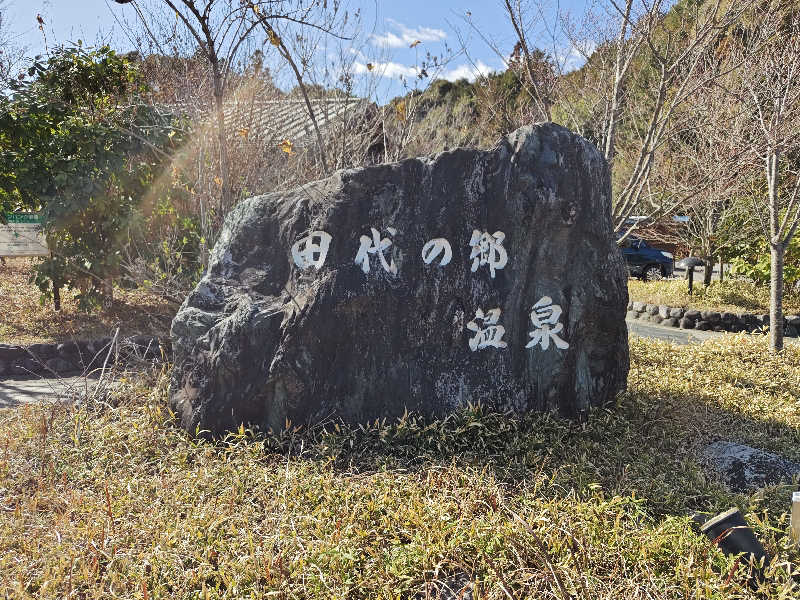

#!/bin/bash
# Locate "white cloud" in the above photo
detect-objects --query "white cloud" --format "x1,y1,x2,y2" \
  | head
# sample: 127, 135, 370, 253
369, 19, 446, 48
352, 59, 494, 83
556, 41, 596, 73
353, 61, 421, 80
440, 60, 494, 82
347, 47, 367, 61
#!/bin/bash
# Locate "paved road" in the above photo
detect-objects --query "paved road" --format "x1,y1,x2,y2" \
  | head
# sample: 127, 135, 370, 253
626, 317, 800, 346
626, 318, 724, 345
0, 376, 95, 409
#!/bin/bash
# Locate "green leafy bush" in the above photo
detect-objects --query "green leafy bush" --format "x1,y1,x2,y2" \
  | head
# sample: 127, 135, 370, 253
0, 44, 184, 309
731, 236, 800, 290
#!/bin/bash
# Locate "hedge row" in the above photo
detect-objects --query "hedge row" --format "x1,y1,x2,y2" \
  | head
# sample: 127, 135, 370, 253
626, 301, 800, 336
0, 336, 169, 379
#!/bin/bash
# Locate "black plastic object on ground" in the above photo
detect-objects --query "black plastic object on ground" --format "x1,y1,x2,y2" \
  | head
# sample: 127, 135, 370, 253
697, 507, 769, 587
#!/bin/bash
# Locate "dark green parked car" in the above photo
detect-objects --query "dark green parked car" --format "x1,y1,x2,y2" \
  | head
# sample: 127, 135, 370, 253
619, 235, 674, 281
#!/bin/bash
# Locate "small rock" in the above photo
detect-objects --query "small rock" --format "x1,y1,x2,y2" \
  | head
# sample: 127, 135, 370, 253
88, 337, 113, 357
626, 310, 640, 320
0, 344, 23, 361
428, 573, 475, 600
702, 441, 800, 492
658, 305, 670, 319
701, 310, 721, 323
758, 314, 770, 324
679, 317, 694, 329
12, 358, 43, 376
786, 315, 800, 327
695, 320, 711, 331
0, 360, 8, 377
648, 314, 664, 324
646, 304, 659, 316
669, 307, 685, 319
712, 325, 725, 332
632, 301, 647, 313
684, 309, 701, 320
57, 341, 85, 360
28, 343, 56, 359
627, 301, 633, 311
720, 312, 736, 323
662, 317, 679, 328
45, 358, 76, 374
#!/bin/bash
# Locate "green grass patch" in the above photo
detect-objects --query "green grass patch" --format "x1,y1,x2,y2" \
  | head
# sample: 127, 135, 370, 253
1, 337, 800, 598
629, 278, 800, 315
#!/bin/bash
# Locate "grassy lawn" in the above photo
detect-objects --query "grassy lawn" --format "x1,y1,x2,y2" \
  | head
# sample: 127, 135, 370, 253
1, 336, 800, 598
0, 258, 176, 345
628, 278, 800, 315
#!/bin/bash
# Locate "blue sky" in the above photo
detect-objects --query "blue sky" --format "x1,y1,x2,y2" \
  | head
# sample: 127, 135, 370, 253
3, 0, 594, 99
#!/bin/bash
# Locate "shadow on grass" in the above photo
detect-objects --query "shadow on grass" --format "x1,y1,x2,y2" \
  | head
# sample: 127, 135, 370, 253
224, 383, 799, 524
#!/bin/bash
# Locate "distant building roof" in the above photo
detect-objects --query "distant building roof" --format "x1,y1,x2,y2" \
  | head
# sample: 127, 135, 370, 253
165, 96, 378, 152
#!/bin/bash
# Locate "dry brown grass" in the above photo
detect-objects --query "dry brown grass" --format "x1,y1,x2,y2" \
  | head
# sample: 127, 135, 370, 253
628, 278, 800, 315
1, 336, 799, 598
0, 258, 175, 345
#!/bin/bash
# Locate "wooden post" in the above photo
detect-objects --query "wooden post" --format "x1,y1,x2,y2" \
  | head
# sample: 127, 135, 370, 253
53, 285, 61, 311
688, 268, 695, 295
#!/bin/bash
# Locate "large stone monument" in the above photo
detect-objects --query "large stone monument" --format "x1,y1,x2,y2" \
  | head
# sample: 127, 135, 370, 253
170, 123, 629, 436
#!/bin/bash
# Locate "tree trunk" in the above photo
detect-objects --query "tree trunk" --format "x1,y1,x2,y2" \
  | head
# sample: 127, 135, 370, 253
209, 51, 232, 226
213, 86, 231, 214
767, 149, 784, 352
718, 256, 724, 282
604, 0, 634, 162
102, 277, 114, 310
770, 243, 784, 351
703, 258, 713, 286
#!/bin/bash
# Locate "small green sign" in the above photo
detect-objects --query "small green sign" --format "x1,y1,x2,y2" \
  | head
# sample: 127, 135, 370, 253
4, 213, 43, 224
1, 212, 49, 256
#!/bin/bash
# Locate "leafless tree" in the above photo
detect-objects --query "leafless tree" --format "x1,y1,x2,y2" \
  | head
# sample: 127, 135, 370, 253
116, 0, 351, 213
461, 3, 558, 129
720, 5, 800, 351
137, 1, 260, 213
500, 0, 556, 122
645, 55, 762, 285
488, 0, 752, 238
653, 147, 757, 286
595, 0, 752, 236
107, 1, 393, 300
0, 0, 24, 90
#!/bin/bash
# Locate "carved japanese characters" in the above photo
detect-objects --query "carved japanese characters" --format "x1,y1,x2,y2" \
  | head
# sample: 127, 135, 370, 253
288, 228, 563, 352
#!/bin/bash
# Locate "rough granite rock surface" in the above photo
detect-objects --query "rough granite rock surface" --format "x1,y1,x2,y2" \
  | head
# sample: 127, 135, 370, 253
170, 123, 630, 436
702, 441, 800, 492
